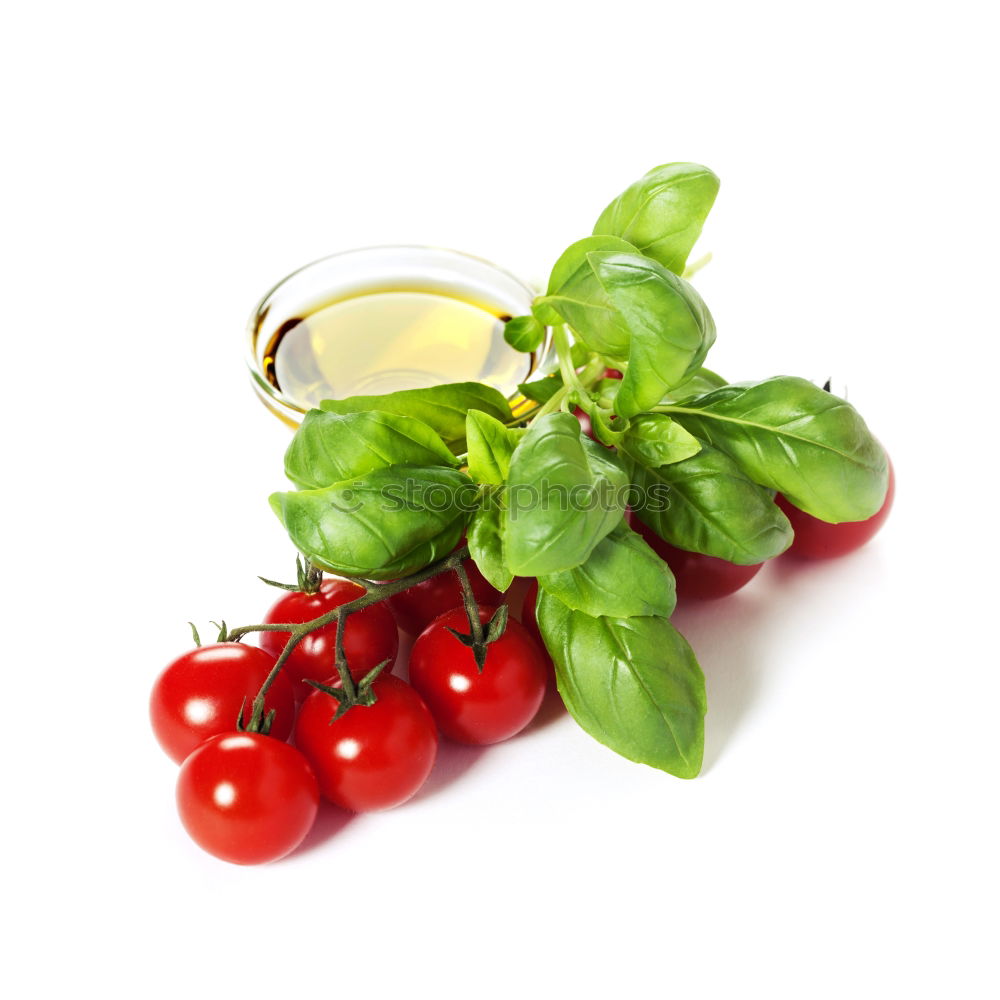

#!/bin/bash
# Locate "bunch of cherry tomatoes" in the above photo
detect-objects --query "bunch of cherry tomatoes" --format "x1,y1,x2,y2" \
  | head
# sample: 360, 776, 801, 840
151, 563, 550, 865
151, 459, 893, 865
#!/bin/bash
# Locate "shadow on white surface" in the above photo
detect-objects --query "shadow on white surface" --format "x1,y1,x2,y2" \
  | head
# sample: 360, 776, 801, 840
415, 739, 486, 801
292, 800, 357, 856
672, 563, 805, 774
526, 680, 569, 733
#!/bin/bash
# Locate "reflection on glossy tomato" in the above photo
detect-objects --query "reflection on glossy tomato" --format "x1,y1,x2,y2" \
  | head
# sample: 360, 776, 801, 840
294, 674, 437, 812
777, 462, 895, 559
176, 732, 319, 865
634, 519, 763, 601
150, 643, 295, 764
261, 579, 399, 700
409, 607, 547, 745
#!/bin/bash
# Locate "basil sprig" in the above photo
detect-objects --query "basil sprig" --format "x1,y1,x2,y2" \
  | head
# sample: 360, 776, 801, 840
268, 161, 890, 779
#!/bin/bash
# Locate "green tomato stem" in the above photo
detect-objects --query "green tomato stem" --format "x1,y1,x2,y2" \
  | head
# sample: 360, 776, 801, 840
231, 546, 472, 724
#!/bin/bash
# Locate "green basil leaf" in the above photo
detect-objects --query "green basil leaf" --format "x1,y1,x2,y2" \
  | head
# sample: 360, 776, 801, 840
284, 408, 458, 490
467, 493, 514, 592
465, 411, 522, 486
630, 442, 793, 564
580, 435, 630, 489
532, 235, 640, 358
667, 377, 890, 522
504, 412, 626, 576
270, 465, 474, 579
319, 382, 513, 451
662, 366, 727, 402
517, 342, 592, 404
536, 592, 706, 778
503, 315, 545, 353
589, 252, 716, 418
619, 413, 702, 468
538, 522, 675, 618
593, 162, 720, 275
517, 375, 563, 404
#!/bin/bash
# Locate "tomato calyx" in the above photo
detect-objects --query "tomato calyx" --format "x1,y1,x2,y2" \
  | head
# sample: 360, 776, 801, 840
258, 555, 324, 595
443, 562, 511, 672
234, 691, 279, 735
188, 620, 229, 647
305, 655, 392, 721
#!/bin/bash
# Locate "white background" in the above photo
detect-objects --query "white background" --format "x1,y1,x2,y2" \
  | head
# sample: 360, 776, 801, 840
3, 2, 997, 997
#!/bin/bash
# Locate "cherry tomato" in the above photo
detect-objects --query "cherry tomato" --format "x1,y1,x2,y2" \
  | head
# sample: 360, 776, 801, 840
294, 674, 438, 812
176, 732, 319, 865
150, 643, 295, 764
409, 607, 547, 745
387, 560, 499, 635
261, 579, 399, 701
634, 519, 763, 601
776, 461, 895, 559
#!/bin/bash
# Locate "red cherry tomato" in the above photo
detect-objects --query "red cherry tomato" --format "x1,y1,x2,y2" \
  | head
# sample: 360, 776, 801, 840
634, 519, 763, 601
294, 674, 438, 812
176, 732, 319, 865
387, 560, 499, 635
261, 579, 399, 700
776, 461, 895, 559
150, 644, 295, 764
409, 607, 547, 745
574, 407, 595, 440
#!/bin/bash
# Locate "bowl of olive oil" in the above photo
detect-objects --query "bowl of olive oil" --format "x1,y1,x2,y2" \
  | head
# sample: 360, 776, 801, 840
247, 246, 549, 427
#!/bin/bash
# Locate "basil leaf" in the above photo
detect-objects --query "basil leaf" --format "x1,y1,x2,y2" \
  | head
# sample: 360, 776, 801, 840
319, 382, 513, 451
538, 522, 675, 618
504, 412, 626, 576
593, 162, 720, 275
619, 413, 702, 468
663, 366, 727, 402
467, 493, 513, 592
667, 377, 890, 522
532, 235, 640, 358
536, 592, 706, 778
270, 465, 474, 580
504, 315, 545, 353
284, 408, 458, 490
517, 375, 563, 404
465, 410, 522, 485
589, 252, 716, 418
630, 442, 793, 564
517, 341, 592, 403
581, 435, 630, 488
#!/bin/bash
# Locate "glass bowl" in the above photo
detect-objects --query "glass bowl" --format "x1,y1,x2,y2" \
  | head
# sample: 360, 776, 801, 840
246, 245, 549, 427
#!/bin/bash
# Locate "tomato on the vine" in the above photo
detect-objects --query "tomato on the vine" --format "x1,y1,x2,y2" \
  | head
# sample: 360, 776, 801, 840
150, 643, 295, 764
634, 519, 763, 601
776, 461, 895, 559
294, 674, 438, 812
387, 560, 499, 635
176, 732, 319, 865
261, 579, 399, 701
409, 607, 547, 745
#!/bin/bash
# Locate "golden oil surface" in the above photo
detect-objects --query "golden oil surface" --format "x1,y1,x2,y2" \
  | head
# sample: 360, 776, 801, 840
267, 290, 530, 409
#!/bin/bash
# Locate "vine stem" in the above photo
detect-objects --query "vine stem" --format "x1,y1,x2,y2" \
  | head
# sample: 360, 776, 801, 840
233, 546, 471, 723
453, 560, 484, 647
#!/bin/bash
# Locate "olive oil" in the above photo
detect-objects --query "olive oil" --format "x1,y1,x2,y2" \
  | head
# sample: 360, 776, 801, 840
262, 290, 532, 411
